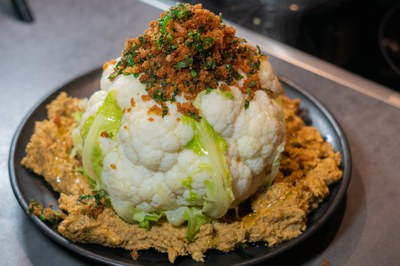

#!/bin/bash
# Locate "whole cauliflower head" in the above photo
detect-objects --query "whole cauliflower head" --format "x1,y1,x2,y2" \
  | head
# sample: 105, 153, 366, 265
73, 3, 285, 238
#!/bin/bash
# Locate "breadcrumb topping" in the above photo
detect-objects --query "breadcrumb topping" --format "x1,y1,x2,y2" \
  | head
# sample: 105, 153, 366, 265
109, 3, 264, 118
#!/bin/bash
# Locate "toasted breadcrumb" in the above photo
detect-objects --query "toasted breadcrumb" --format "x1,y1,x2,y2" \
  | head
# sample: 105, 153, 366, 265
21, 92, 91, 196
109, 3, 268, 118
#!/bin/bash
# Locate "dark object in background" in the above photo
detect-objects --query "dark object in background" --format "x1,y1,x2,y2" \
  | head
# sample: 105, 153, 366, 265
379, 2, 400, 78
184, 0, 400, 91
11, 0, 34, 22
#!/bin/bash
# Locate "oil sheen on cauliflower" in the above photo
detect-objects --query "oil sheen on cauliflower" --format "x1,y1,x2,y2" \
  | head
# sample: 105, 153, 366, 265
73, 59, 285, 238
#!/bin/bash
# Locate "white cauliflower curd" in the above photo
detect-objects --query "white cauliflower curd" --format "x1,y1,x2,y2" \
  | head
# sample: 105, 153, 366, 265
73, 3, 285, 239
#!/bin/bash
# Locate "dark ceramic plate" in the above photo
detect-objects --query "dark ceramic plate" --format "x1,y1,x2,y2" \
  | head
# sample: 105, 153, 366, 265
9, 69, 351, 266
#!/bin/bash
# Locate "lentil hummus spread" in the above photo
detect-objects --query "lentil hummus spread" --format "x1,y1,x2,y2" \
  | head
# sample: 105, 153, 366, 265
21, 3, 342, 263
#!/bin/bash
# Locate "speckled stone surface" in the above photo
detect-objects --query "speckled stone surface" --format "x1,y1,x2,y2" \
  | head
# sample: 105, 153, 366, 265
1, 1, 400, 265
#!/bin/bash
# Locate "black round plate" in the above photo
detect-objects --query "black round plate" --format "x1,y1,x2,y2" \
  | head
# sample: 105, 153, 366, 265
9, 69, 351, 266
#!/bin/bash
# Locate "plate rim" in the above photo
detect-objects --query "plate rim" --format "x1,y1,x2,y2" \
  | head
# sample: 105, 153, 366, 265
9, 69, 352, 266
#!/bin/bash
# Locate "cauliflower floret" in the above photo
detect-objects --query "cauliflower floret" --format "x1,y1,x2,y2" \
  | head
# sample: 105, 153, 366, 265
82, 90, 107, 121
199, 86, 243, 138
79, 65, 209, 213
259, 60, 283, 98
120, 108, 193, 171
100, 61, 115, 92
200, 82, 285, 204
72, 3, 287, 240
75, 61, 285, 218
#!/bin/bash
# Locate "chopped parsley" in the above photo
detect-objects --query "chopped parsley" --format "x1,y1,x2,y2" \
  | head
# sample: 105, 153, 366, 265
28, 199, 65, 226
190, 69, 198, 78
77, 190, 111, 219
244, 99, 250, 110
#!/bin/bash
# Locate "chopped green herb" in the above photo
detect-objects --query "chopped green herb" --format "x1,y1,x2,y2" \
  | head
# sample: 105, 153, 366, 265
78, 194, 94, 202
170, 87, 179, 102
202, 37, 215, 49
176, 61, 186, 69
233, 71, 244, 80
151, 89, 168, 102
188, 111, 201, 121
127, 59, 135, 67
28, 199, 65, 226
244, 99, 250, 110
28, 199, 39, 213
190, 69, 198, 78
205, 59, 216, 70
176, 57, 193, 69
39, 213, 46, 222
162, 105, 169, 117
115, 59, 122, 69
253, 60, 261, 71
169, 3, 193, 20
107, 72, 119, 80
94, 190, 107, 206
256, 45, 262, 55
159, 14, 172, 34
78, 190, 109, 207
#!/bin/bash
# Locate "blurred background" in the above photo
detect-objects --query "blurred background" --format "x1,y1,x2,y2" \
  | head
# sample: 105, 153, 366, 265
8, 0, 400, 91
182, 0, 400, 91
